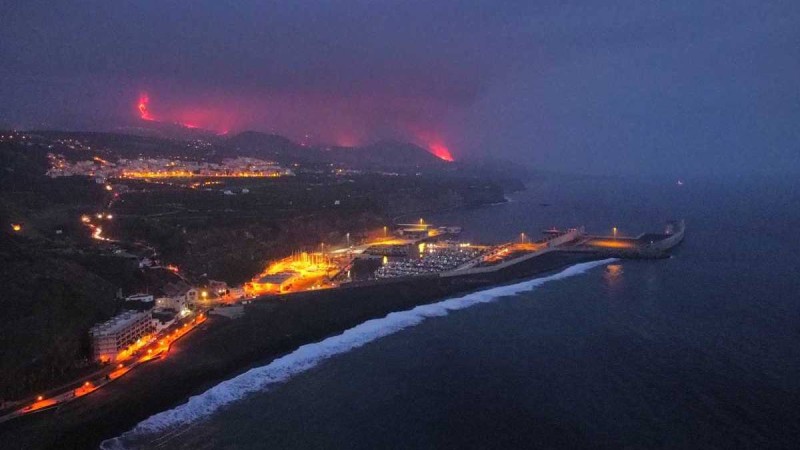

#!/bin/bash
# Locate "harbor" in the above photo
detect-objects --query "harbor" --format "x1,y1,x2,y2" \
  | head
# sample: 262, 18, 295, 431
0, 217, 684, 427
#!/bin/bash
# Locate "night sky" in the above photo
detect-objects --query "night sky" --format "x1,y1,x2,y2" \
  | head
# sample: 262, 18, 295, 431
1, 1, 798, 176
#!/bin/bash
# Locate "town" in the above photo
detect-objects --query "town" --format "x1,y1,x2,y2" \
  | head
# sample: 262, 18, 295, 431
0, 128, 517, 424
47, 154, 294, 180
1, 207, 685, 423
0, 2, 786, 447
0, 128, 686, 426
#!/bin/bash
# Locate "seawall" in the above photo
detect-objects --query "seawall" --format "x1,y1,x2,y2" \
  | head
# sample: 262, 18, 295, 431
0, 251, 601, 450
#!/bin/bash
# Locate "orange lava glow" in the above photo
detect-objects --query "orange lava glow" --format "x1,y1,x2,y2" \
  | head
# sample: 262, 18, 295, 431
428, 143, 454, 162
138, 94, 154, 121
136, 94, 210, 130
334, 131, 362, 147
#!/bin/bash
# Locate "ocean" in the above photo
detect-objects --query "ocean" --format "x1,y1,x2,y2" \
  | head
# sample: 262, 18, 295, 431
106, 175, 800, 449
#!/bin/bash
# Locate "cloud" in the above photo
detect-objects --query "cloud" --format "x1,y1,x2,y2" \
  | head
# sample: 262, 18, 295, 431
1, 0, 798, 175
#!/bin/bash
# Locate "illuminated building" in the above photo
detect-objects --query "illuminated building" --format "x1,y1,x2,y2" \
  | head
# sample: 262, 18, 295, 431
90, 310, 154, 363
156, 281, 193, 310
246, 251, 340, 295
46, 154, 294, 180
125, 293, 154, 302
250, 272, 295, 293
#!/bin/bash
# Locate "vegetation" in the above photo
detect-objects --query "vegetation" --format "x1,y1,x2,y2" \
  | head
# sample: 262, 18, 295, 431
0, 131, 517, 401
0, 142, 131, 401
108, 173, 505, 284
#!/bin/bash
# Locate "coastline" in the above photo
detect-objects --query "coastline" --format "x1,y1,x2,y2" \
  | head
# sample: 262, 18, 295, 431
0, 251, 602, 449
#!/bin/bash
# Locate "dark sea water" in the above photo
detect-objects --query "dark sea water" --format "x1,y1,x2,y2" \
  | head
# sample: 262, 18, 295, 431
112, 175, 800, 449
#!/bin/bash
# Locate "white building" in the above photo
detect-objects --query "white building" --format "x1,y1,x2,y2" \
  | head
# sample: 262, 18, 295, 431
125, 293, 154, 304
90, 310, 154, 363
155, 281, 192, 310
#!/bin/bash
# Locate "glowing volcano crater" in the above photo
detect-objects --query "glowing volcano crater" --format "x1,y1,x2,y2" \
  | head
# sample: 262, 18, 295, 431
428, 143, 454, 162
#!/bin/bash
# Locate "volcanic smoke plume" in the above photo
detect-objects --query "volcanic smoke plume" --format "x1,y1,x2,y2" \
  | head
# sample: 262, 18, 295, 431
131, 93, 455, 161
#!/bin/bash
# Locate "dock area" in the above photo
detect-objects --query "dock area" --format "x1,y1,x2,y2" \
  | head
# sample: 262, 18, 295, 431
571, 220, 686, 258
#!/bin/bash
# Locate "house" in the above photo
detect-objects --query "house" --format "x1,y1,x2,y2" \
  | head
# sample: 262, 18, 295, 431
155, 280, 192, 310
125, 293, 154, 304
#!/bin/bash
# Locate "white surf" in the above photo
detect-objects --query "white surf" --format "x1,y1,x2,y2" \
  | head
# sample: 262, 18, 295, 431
102, 258, 616, 448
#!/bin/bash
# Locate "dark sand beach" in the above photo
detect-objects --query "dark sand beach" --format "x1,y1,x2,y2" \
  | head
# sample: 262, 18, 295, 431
0, 251, 598, 449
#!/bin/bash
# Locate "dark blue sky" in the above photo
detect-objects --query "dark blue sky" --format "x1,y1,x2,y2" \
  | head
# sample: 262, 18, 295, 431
1, 0, 797, 176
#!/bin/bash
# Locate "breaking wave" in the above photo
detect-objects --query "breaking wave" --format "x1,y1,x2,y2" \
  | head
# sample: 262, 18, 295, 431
102, 258, 615, 448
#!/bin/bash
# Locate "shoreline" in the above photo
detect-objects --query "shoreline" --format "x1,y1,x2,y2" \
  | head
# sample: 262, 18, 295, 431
0, 251, 601, 449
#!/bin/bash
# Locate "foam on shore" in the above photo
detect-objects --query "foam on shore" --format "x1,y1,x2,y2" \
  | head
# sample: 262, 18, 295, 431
103, 258, 616, 448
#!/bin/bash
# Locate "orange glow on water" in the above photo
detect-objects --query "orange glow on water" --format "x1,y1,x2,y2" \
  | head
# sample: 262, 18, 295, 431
138, 94, 154, 121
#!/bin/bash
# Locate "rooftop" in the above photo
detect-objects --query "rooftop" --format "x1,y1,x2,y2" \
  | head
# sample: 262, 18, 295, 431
256, 272, 295, 284
90, 310, 150, 337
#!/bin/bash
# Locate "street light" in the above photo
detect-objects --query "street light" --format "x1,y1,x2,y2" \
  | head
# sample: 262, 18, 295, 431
613, 227, 618, 239
520, 232, 526, 243
383, 226, 388, 237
